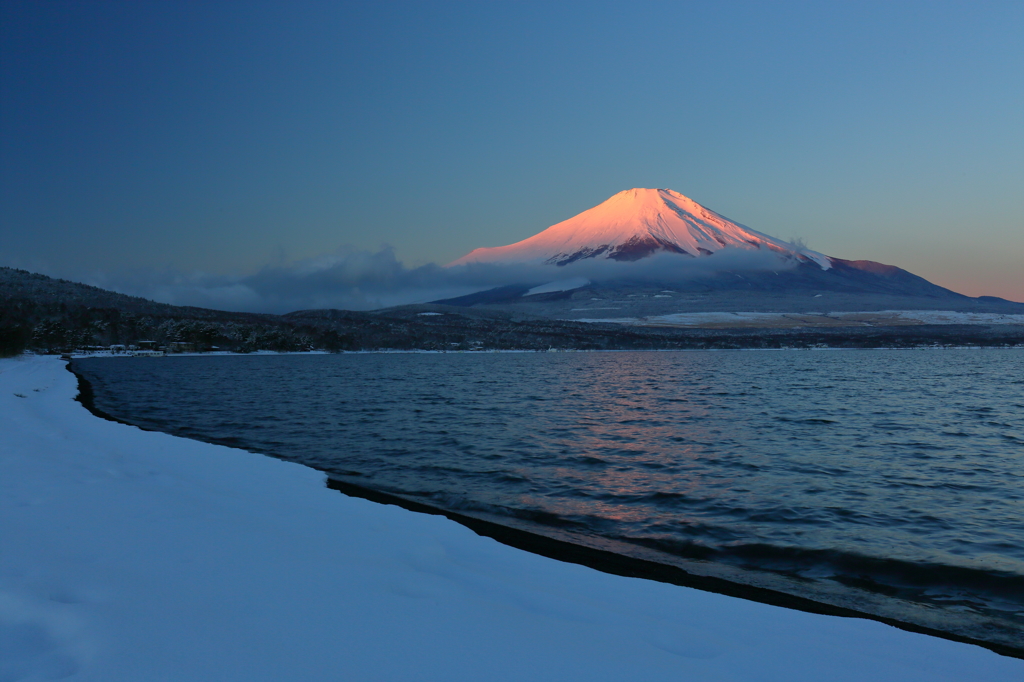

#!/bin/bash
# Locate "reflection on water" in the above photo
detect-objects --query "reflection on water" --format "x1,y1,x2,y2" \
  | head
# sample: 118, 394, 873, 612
74, 349, 1024, 651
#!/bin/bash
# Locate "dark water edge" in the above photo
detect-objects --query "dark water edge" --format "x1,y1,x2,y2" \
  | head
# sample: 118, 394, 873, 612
325, 477, 1024, 660
65, 356, 1024, 659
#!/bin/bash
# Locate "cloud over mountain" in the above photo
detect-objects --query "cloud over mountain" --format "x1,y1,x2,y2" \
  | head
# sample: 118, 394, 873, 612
89, 243, 798, 314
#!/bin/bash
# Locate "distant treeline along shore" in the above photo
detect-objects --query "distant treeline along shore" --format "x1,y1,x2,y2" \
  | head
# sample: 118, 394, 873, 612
2, 267, 1023, 357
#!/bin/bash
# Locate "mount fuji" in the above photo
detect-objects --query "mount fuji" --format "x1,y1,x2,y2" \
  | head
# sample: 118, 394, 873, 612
437, 188, 1021, 316
449, 188, 832, 270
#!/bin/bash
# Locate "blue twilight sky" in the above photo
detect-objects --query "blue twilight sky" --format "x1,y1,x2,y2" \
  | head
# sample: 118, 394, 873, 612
2, 0, 1022, 309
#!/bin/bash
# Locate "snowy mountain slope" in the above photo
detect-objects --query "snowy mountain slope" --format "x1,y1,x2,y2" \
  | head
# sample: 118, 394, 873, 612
448, 188, 832, 269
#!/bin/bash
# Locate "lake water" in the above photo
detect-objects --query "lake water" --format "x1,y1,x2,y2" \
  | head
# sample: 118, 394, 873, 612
72, 349, 1024, 651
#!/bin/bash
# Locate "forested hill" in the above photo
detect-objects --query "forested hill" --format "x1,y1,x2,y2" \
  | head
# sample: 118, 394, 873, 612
0, 267, 292, 355
1, 267, 189, 314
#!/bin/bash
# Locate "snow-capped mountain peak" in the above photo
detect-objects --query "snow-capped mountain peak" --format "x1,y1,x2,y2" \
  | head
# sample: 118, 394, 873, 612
448, 188, 831, 270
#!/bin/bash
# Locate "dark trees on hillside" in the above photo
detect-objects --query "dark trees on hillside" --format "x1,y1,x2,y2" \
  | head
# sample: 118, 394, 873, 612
0, 325, 30, 357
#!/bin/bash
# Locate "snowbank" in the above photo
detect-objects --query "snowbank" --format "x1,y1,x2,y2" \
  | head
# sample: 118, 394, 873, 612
1, 355, 1019, 681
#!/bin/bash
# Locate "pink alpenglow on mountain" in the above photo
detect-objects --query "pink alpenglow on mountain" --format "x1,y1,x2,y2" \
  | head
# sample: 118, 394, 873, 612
449, 188, 831, 270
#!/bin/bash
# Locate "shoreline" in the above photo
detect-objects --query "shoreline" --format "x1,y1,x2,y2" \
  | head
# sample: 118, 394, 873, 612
67, 359, 1024, 660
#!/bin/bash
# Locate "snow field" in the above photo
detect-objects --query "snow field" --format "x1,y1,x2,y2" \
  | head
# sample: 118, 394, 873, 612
572, 310, 1024, 328
1, 356, 1020, 681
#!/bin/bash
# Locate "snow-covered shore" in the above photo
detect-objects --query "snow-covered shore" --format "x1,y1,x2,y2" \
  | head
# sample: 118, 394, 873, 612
1, 356, 1020, 681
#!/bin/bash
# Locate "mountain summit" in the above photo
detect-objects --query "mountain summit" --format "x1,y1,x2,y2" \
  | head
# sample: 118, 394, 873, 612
448, 188, 831, 269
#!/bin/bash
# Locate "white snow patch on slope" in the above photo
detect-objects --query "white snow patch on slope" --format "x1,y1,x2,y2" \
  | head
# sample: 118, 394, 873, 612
1, 355, 1019, 681
574, 312, 790, 326
887, 311, 1024, 325
573, 311, 1024, 328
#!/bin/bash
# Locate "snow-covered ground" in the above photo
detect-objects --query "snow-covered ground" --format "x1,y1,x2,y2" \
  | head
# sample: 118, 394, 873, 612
572, 310, 1024, 328
1, 355, 1020, 681
884, 310, 1024, 325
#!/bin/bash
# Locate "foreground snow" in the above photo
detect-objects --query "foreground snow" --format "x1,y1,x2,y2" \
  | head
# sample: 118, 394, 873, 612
1, 357, 1019, 681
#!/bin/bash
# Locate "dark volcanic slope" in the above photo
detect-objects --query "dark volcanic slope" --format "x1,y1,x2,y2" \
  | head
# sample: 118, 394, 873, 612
432, 261, 1023, 319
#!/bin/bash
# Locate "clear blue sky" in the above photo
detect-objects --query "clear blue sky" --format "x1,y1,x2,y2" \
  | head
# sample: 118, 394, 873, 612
2, 0, 1022, 302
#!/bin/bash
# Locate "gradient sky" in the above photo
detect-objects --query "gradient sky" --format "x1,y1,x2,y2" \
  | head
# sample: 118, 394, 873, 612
2, 0, 1022, 303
